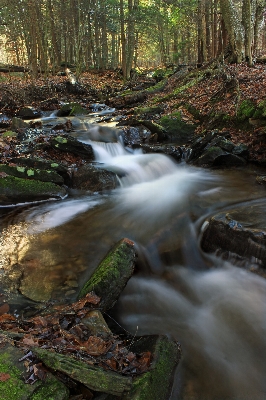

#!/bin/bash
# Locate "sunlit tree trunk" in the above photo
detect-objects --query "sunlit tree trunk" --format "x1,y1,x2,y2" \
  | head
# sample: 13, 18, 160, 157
28, 0, 38, 78
253, 0, 265, 56
198, 0, 206, 64
47, 0, 61, 69
219, 0, 244, 63
242, 0, 252, 66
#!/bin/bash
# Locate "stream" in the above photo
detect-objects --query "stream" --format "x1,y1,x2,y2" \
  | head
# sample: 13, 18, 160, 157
1, 113, 266, 399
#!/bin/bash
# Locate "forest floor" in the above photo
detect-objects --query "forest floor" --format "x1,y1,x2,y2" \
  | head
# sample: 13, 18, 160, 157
0, 61, 266, 162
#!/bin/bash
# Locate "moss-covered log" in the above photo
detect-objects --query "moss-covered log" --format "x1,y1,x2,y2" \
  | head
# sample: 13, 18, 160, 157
33, 347, 132, 396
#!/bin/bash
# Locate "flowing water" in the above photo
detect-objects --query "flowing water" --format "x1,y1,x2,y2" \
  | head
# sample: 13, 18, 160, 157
1, 118, 266, 399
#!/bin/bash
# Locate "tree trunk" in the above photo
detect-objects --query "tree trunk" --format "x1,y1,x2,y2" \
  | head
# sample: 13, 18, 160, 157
242, 0, 252, 66
219, 0, 244, 63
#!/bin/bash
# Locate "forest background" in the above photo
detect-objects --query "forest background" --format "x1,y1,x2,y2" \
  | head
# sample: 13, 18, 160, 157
0, 0, 265, 79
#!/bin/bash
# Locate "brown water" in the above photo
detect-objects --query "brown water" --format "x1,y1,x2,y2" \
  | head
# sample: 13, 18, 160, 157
1, 117, 266, 399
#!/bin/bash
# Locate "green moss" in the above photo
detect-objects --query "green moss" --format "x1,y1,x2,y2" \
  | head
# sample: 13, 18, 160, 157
17, 166, 25, 173
134, 106, 164, 115
0, 176, 66, 200
30, 377, 69, 400
78, 239, 135, 310
55, 136, 68, 144
237, 100, 256, 121
3, 131, 17, 137
0, 351, 30, 400
34, 348, 132, 396
50, 163, 59, 168
27, 169, 35, 176
124, 336, 181, 400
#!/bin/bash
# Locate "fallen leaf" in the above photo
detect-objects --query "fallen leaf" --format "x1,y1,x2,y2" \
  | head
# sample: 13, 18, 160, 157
0, 372, 10, 382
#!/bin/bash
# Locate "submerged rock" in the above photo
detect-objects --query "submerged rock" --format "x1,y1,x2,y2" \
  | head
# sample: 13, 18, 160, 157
78, 238, 136, 311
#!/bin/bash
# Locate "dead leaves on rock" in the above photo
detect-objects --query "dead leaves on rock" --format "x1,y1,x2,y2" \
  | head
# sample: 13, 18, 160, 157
0, 292, 151, 378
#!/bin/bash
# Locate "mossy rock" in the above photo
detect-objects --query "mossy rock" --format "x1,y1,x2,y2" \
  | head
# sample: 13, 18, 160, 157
3, 131, 18, 138
194, 146, 246, 167
57, 102, 88, 117
0, 176, 67, 205
237, 100, 256, 121
78, 238, 136, 311
134, 106, 164, 116
0, 340, 69, 400
0, 164, 64, 185
159, 114, 195, 144
51, 135, 94, 160
11, 157, 69, 180
123, 335, 181, 400
17, 107, 41, 119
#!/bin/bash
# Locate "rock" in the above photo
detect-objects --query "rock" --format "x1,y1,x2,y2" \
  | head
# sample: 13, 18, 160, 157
78, 238, 136, 311
17, 106, 41, 119
10, 117, 29, 131
51, 135, 94, 160
194, 146, 246, 167
123, 335, 182, 400
57, 102, 88, 117
0, 164, 64, 185
3, 130, 17, 138
256, 175, 266, 184
0, 176, 67, 205
81, 310, 112, 337
11, 157, 70, 184
107, 92, 148, 109
33, 347, 132, 397
0, 114, 11, 128
121, 126, 152, 146
117, 118, 167, 142
140, 144, 183, 162
232, 143, 249, 158
72, 164, 119, 192
0, 340, 69, 400
201, 207, 266, 269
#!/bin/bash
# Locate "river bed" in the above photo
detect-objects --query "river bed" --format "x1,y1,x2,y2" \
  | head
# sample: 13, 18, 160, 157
1, 115, 266, 399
